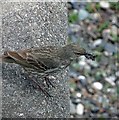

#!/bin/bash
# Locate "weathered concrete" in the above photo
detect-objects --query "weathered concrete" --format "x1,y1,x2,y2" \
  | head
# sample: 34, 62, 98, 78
1, 2, 69, 118
0, 3, 2, 120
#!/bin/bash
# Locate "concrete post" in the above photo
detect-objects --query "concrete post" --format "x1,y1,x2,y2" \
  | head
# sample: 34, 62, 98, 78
1, 2, 69, 118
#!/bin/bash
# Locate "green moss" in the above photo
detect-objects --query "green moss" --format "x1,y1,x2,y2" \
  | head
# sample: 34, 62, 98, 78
117, 86, 119, 95
113, 53, 119, 60
86, 3, 101, 13
69, 82, 76, 89
95, 71, 102, 80
94, 51, 102, 62
98, 21, 110, 32
86, 3, 94, 13
110, 2, 119, 10
95, 3, 101, 11
111, 33, 119, 42
98, 117, 107, 120
68, 10, 78, 23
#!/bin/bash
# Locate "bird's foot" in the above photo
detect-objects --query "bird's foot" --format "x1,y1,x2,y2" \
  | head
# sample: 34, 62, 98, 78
44, 75, 55, 88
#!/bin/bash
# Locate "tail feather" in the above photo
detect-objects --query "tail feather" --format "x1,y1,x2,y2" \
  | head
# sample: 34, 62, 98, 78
0, 51, 26, 63
6, 51, 25, 62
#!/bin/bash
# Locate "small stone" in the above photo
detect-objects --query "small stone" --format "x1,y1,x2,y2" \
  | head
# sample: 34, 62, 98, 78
70, 100, 76, 114
111, 25, 117, 35
77, 75, 86, 81
69, 24, 81, 33
18, 113, 24, 117
102, 29, 111, 38
112, 16, 117, 24
105, 76, 116, 86
91, 107, 99, 113
92, 13, 101, 21
76, 92, 82, 98
93, 39, 102, 47
77, 75, 87, 86
100, 1, 110, 9
104, 43, 117, 54
107, 88, 116, 93
89, 60, 99, 68
92, 82, 103, 90
78, 9, 89, 20
115, 71, 119, 77
76, 103, 84, 115
104, 51, 112, 56
72, 98, 81, 105
78, 56, 87, 66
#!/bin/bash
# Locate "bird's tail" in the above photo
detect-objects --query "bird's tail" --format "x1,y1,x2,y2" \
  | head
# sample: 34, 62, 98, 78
0, 51, 25, 64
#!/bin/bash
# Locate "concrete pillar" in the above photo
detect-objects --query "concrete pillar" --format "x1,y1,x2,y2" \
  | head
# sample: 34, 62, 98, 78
1, 2, 69, 118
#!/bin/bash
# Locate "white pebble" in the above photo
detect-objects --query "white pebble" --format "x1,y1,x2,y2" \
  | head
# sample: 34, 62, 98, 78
105, 76, 116, 86
76, 92, 82, 98
100, 1, 110, 9
76, 103, 84, 115
92, 82, 103, 90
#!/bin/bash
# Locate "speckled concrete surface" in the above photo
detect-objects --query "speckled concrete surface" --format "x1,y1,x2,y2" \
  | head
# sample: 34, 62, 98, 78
0, 3, 2, 119
1, 2, 69, 118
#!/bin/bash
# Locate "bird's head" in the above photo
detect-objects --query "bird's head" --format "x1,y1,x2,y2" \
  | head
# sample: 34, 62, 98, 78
70, 43, 95, 60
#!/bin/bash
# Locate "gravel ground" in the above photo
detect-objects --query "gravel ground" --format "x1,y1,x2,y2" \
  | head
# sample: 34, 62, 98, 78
68, 1, 118, 118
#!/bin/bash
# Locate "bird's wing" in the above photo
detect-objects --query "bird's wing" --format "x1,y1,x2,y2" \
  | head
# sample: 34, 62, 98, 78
27, 46, 60, 70
1, 46, 61, 73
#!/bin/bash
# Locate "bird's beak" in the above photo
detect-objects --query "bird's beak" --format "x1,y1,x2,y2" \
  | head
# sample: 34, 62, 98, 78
85, 53, 95, 60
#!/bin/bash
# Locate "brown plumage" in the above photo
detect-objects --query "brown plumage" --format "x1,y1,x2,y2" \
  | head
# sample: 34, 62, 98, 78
1, 43, 95, 96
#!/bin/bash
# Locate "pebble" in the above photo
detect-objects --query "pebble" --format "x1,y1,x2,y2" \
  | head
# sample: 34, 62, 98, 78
107, 88, 116, 93
100, 1, 110, 9
68, 2, 117, 118
78, 9, 89, 20
77, 75, 87, 86
93, 39, 102, 47
70, 100, 76, 114
72, 98, 81, 105
76, 92, 82, 98
76, 103, 84, 115
69, 24, 81, 33
18, 113, 24, 117
105, 76, 116, 86
77, 75, 86, 81
115, 71, 119, 77
104, 43, 117, 54
102, 29, 111, 39
91, 107, 99, 113
92, 82, 103, 90
111, 25, 117, 35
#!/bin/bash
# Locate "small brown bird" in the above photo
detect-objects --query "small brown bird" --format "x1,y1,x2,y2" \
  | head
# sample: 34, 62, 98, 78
0, 43, 95, 96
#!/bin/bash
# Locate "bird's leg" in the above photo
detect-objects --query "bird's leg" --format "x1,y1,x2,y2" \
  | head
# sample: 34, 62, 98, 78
63, 60, 72, 69
30, 68, 58, 88
42, 61, 71, 88
42, 65, 68, 88
29, 76, 52, 97
24, 68, 52, 97
44, 75, 55, 88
